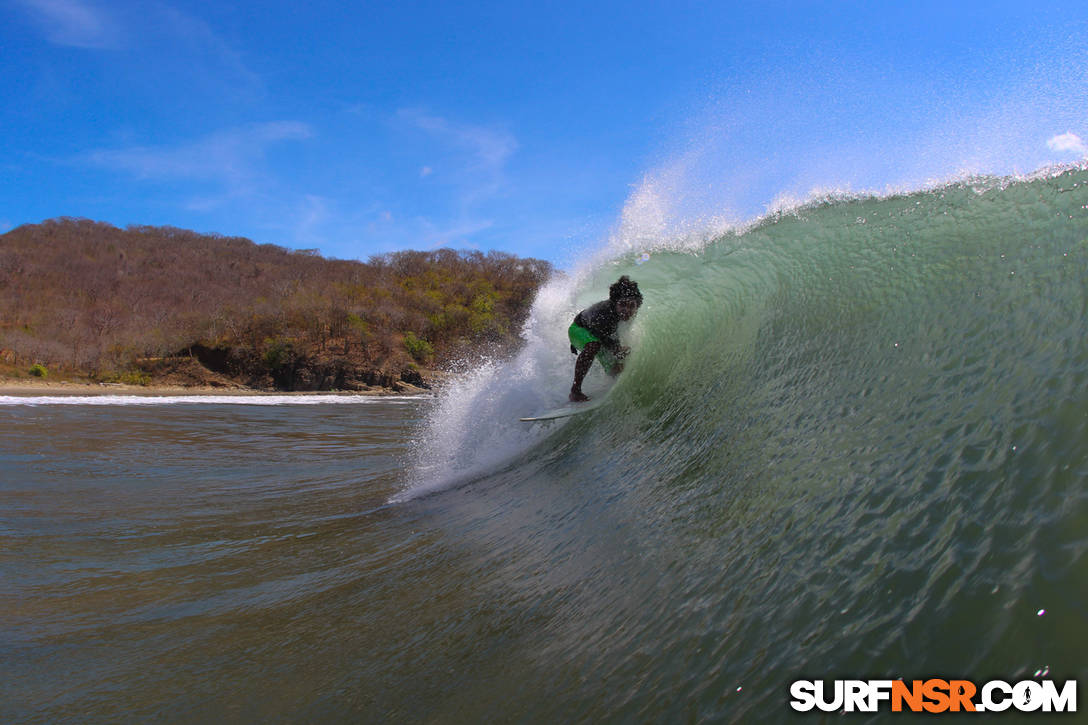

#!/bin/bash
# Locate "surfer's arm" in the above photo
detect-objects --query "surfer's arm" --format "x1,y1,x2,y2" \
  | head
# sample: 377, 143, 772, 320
597, 339, 627, 377
598, 334, 623, 353
601, 337, 631, 366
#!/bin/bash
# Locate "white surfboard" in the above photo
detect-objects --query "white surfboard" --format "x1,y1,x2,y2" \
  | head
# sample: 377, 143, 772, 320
519, 396, 606, 422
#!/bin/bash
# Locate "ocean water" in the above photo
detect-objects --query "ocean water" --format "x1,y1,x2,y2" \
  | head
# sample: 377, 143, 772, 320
3, 168, 1087, 722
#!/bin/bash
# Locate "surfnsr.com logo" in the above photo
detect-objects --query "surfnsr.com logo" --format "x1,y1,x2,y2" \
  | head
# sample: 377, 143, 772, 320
789, 679, 1077, 713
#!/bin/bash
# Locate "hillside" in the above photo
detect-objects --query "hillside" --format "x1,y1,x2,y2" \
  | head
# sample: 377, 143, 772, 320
0, 218, 553, 391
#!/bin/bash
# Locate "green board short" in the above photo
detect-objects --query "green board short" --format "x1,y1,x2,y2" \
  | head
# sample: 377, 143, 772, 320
568, 323, 620, 374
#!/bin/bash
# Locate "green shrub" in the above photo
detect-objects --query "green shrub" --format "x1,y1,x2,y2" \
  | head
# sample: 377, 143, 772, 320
117, 371, 151, 386
29, 363, 47, 378
403, 332, 433, 364
347, 313, 370, 336
262, 339, 295, 371
100, 370, 152, 386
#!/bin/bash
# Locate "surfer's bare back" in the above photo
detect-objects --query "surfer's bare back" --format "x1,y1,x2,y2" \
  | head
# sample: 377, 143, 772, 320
567, 276, 643, 402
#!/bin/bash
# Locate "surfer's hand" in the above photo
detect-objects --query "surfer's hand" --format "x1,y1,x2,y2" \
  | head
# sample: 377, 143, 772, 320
615, 346, 630, 360
608, 363, 624, 377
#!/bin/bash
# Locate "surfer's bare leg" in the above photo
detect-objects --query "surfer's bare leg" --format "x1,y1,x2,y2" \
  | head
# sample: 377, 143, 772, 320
570, 342, 600, 402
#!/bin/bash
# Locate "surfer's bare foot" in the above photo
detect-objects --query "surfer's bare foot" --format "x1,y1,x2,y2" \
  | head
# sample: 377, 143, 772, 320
569, 389, 590, 403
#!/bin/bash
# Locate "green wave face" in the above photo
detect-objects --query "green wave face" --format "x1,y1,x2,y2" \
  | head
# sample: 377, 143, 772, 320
399, 168, 1087, 717
591, 169, 1088, 487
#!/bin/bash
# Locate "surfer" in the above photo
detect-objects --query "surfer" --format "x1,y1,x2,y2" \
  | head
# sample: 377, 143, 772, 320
568, 275, 643, 402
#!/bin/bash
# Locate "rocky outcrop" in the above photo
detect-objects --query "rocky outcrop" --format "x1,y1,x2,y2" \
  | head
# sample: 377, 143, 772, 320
142, 347, 435, 393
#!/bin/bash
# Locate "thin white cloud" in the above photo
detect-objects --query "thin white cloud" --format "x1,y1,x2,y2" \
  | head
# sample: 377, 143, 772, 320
148, 3, 263, 95
18, 1, 262, 97
82, 122, 312, 184
16, 0, 121, 49
416, 217, 495, 249
1047, 132, 1087, 156
293, 194, 332, 246
382, 110, 518, 250
397, 109, 518, 176
183, 195, 230, 213
363, 210, 494, 251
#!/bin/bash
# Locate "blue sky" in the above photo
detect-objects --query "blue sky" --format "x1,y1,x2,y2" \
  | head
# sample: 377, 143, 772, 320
4, 1, 1087, 266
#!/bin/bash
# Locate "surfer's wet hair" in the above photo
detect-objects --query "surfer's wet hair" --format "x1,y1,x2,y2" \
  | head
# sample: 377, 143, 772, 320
609, 276, 643, 307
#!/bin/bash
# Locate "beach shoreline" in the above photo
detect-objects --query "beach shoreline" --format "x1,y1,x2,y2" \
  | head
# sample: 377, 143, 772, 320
0, 377, 431, 397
